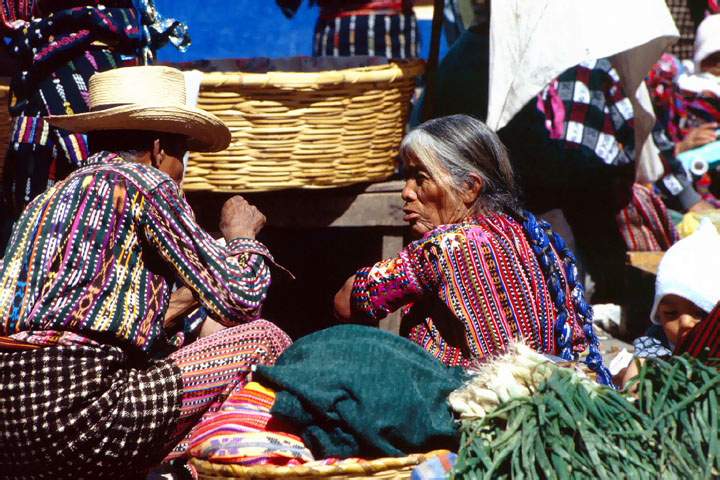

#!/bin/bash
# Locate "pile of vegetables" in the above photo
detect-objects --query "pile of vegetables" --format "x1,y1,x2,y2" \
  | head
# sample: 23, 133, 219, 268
451, 348, 720, 479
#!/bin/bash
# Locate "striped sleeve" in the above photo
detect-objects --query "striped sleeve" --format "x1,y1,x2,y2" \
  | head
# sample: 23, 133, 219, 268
351, 235, 441, 322
140, 181, 272, 326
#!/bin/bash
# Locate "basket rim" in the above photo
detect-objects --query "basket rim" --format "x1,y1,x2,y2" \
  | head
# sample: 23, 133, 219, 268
189, 450, 448, 478
198, 59, 425, 89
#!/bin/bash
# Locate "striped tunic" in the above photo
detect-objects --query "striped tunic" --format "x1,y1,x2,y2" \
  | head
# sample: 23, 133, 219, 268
0, 151, 272, 354
351, 213, 587, 366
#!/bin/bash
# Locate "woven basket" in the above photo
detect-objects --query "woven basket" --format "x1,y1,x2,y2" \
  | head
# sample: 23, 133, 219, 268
0, 82, 11, 180
190, 451, 445, 480
184, 59, 424, 192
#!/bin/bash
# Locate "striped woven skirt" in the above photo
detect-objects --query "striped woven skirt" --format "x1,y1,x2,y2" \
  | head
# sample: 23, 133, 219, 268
313, 11, 420, 59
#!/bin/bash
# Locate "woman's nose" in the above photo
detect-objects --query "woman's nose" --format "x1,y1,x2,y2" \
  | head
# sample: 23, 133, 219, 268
401, 180, 417, 202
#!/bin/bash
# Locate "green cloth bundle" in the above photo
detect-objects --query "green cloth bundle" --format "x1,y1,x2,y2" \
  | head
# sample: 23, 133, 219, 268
254, 325, 466, 459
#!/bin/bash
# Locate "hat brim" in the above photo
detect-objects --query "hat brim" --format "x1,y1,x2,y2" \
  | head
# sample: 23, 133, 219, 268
46, 105, 231, 153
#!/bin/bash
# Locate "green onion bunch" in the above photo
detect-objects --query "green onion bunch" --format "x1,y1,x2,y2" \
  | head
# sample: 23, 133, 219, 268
454, 355, 720, 479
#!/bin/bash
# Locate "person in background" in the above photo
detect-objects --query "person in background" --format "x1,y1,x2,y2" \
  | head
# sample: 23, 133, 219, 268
0, 66, 291, 478
665, 0, 719, 61
334, 114, 613, 385
276, 0, 420, 59
0, 0, 190, 255
648, 15, 720, 209
615, 219, 720, 387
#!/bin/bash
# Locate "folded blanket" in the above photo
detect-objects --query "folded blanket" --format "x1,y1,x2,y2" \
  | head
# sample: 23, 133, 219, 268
255, 325, 466, 459
187, 382, 314, 465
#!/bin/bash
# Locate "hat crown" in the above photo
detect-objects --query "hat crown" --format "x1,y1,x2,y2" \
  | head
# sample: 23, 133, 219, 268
88, 66, 188, 110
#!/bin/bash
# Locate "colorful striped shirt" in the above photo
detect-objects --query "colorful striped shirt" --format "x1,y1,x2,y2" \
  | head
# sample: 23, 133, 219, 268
0, 151, 272, 354
351, 213, 587, 366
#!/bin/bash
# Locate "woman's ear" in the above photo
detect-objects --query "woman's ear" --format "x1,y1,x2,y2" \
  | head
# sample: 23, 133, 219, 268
460, 173, 483, 206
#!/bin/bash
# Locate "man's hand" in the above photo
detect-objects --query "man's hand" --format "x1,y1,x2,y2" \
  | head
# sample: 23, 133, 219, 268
676, 123, 718, 154
219, 195, 266, 241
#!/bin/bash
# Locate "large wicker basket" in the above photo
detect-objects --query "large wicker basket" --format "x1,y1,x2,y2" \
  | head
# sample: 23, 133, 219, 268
190, 451, 445, 480
183, 58, 424, 192
0, 82, 11, 180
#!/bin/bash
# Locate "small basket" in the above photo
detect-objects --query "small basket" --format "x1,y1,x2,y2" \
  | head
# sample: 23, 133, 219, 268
0, 82, 11, 179
190, 451, 444, 480
183, 58, 424, 192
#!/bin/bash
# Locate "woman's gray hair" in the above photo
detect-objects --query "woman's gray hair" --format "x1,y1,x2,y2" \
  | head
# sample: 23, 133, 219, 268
400, 114, 521, 215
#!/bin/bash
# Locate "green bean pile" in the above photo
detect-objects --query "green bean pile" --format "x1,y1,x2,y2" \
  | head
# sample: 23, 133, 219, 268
453, 356, 720, 479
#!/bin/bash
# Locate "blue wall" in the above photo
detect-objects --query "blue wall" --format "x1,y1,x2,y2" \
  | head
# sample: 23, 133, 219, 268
154, 0, 445, 62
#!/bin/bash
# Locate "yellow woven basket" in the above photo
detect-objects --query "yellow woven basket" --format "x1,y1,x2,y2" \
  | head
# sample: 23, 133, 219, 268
184, 59, 424, 192
190, 451, 446, 480
0, 82, 11, 180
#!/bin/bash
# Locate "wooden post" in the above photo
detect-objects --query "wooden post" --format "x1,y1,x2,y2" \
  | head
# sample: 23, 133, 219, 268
378, 233, 405, 334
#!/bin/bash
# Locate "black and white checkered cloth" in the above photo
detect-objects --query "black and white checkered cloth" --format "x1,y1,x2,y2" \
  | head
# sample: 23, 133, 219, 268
0, 343, 183, 479
666, 0, 698, 60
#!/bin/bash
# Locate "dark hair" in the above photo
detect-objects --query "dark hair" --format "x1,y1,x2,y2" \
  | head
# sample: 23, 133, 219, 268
87, 130, 187, 158
400, 114, 521, 216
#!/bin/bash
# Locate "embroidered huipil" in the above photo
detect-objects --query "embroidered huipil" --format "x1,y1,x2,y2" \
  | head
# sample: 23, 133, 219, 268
0, 152, 272, 353
351, 213, 587, 367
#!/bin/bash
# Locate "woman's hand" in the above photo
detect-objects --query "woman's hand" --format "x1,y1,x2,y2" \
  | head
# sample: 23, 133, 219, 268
333, 275, 356, 322
219, 195, 266, 241
676, 123, 718, 154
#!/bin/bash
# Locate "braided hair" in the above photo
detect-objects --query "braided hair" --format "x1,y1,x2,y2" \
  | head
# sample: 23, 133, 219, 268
521, 210, 615, 387
405, 114, 614, 386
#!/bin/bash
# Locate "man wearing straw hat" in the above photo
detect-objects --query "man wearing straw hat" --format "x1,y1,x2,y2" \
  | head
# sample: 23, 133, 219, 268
0, 65, 292, 478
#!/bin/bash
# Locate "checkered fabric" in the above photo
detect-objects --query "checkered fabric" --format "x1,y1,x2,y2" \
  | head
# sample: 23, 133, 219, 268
0, 343, 183, 480
538, 59, 636, 167
667, 0, 697, 60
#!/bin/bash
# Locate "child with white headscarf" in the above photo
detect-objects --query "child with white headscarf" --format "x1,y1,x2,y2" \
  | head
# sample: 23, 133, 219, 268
616, 219, 720, 386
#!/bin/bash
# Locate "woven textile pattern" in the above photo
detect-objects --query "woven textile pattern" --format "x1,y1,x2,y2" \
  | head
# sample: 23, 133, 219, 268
0, 151, 273, 354
676, 301, 720, 357
313, 11, 419, 58
184, 380, 313, 465
351, 213, 587, 367
0, 343, 183, 479
617, 183, 680, 251
648, 53, 720, 144
537, 59, 636, 167
167, 320, 293, 460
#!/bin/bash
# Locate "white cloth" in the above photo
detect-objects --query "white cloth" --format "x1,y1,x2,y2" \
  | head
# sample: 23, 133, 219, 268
487, 0, 679, 159
650, 219, 720, 324
678, 71, 720, 96
635, 84, 665, 183
694, 14, 720, 70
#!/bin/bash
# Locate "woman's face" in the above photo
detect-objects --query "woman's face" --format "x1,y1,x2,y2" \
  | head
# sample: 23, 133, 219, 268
401, 155, 468, 237
657, 294, 707, 346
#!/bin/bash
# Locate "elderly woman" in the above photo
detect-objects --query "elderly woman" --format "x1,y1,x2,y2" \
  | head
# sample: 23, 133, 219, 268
335, 115, 611, 383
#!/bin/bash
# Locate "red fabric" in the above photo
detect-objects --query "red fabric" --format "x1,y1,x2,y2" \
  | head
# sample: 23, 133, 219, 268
675, 302, 720, 358
616, 184, 679, 252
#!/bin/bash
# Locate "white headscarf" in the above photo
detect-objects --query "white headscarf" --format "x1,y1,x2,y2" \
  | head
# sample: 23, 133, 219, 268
694, 14, 720, 71
650, 219, 720, 324
486, 0, 679, 162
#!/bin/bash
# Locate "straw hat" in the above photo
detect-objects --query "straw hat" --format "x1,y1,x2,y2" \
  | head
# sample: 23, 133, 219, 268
47, 66, 231, 152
